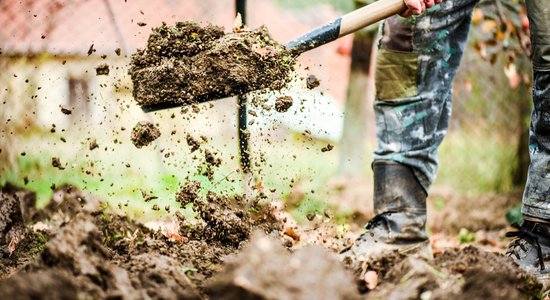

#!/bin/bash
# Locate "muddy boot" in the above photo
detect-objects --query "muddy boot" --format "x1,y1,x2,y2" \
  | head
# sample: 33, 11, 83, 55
340, 161, 432, 264
506, 220, 550, 286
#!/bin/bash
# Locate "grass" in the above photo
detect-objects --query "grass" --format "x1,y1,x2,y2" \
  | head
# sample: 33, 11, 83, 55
436, 129, 517, 195
0, 128, 342, 222
1, 117, 519, 224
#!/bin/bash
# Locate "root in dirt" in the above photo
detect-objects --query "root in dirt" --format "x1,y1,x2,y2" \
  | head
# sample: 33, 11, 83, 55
129, 21, 294, 107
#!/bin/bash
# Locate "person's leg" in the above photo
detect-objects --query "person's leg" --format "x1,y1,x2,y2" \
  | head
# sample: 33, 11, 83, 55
522, 0, 550, 222
373, 0, 477, 191
506, 0, 550, 284
341, 0, 478, 264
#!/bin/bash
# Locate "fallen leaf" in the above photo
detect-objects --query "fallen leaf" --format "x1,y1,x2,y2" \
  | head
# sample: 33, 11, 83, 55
7, 235, 20, 255
283, 227, 300, 242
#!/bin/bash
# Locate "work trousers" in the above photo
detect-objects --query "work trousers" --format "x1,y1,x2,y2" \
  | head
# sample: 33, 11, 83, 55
373, 0, 550, 219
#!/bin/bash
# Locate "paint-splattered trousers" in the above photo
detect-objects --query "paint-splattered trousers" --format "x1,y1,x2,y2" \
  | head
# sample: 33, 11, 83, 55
373, 0, 550, 219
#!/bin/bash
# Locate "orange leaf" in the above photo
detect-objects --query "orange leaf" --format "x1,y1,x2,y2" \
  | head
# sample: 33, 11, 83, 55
481, 20, 497, 33
472, 8, 484, 25
283, 227, 300, 241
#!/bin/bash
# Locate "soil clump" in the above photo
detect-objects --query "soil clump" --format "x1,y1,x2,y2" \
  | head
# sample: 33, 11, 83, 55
208, 232, 359, 300
306, 74, 320, 89
356, 246, 541, 299
0, 183, 43, 279
95, 63, 110, 76
274, 95, 293, 112
131, 121, 161, 148
129, 21, 294, 108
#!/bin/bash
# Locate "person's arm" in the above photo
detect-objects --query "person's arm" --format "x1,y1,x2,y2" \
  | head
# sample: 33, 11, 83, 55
401, 0, 442, 17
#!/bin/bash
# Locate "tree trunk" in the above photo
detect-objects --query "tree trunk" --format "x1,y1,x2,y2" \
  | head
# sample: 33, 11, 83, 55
511, 56, 532, 189
338, 26, 377, 177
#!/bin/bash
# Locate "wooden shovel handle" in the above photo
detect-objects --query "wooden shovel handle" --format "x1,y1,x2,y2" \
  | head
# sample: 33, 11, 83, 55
340, 0, 406, 36
285, 0, 406, 54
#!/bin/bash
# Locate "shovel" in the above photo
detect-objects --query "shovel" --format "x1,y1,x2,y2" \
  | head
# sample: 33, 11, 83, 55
141, 0, 406, 112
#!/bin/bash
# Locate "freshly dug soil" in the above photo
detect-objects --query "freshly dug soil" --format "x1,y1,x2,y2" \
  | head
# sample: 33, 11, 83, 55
208, 232, 359, 300
359, 246, 541, 299
131, 121, 161, 148
129, 21, 294, 108
0, 182, 283, 299
0, 183, 545, 299
0, 183, 43, 279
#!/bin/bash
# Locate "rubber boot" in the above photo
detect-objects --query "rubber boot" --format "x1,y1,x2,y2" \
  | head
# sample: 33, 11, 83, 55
506, 219, 550, 287
340, 160, 432, 264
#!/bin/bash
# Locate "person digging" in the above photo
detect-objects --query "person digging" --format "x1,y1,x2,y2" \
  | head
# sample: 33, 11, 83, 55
339, 0, 550, 286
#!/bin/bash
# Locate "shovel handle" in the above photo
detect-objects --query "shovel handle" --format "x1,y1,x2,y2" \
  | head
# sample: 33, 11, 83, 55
285, 0, 406, 54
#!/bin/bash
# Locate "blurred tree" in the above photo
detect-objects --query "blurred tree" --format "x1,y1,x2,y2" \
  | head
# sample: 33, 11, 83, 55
338, 0, 377, 177
274, 0, 353, 12
472, 0, 532, 189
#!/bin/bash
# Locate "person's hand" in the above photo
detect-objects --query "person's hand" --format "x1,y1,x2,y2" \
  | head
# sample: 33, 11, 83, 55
400, 0, 442, 17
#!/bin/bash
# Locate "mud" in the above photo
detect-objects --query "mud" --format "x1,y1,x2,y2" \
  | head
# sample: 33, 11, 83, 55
359, 246, 541, 299
129, 21, 294, 108
306, 74, 320, 89
51, 157, 65, 170
131, 121, 161, 148
208, 232, 359, 300
274, 95, 293, 112
95, 63, 110, 76
176, 182, 253, 247
321, 144, 334, 152
60, 106, 72, 115
187, 133, 202, 152
0, 182, 545, 299
0, 270, 78, 300
0, 182, 283, 299
0, 183, 43, 279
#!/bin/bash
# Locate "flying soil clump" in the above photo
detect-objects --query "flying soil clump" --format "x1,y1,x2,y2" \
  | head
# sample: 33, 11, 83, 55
306, 74, 320, 89
131, 121, 161, 148
274, 95, 293, 112
129, 21, 295, 108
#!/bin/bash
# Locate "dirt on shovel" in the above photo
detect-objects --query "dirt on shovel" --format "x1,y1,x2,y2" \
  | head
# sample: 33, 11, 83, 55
130, 21, 295, 108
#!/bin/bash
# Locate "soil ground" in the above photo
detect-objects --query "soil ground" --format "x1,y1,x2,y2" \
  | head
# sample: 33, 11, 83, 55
0, 181, 544, 299
1, 16, 544, 300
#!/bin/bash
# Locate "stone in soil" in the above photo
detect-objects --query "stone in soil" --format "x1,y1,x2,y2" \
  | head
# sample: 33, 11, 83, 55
129, 21, 294, 108
131, 121, 161, 148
